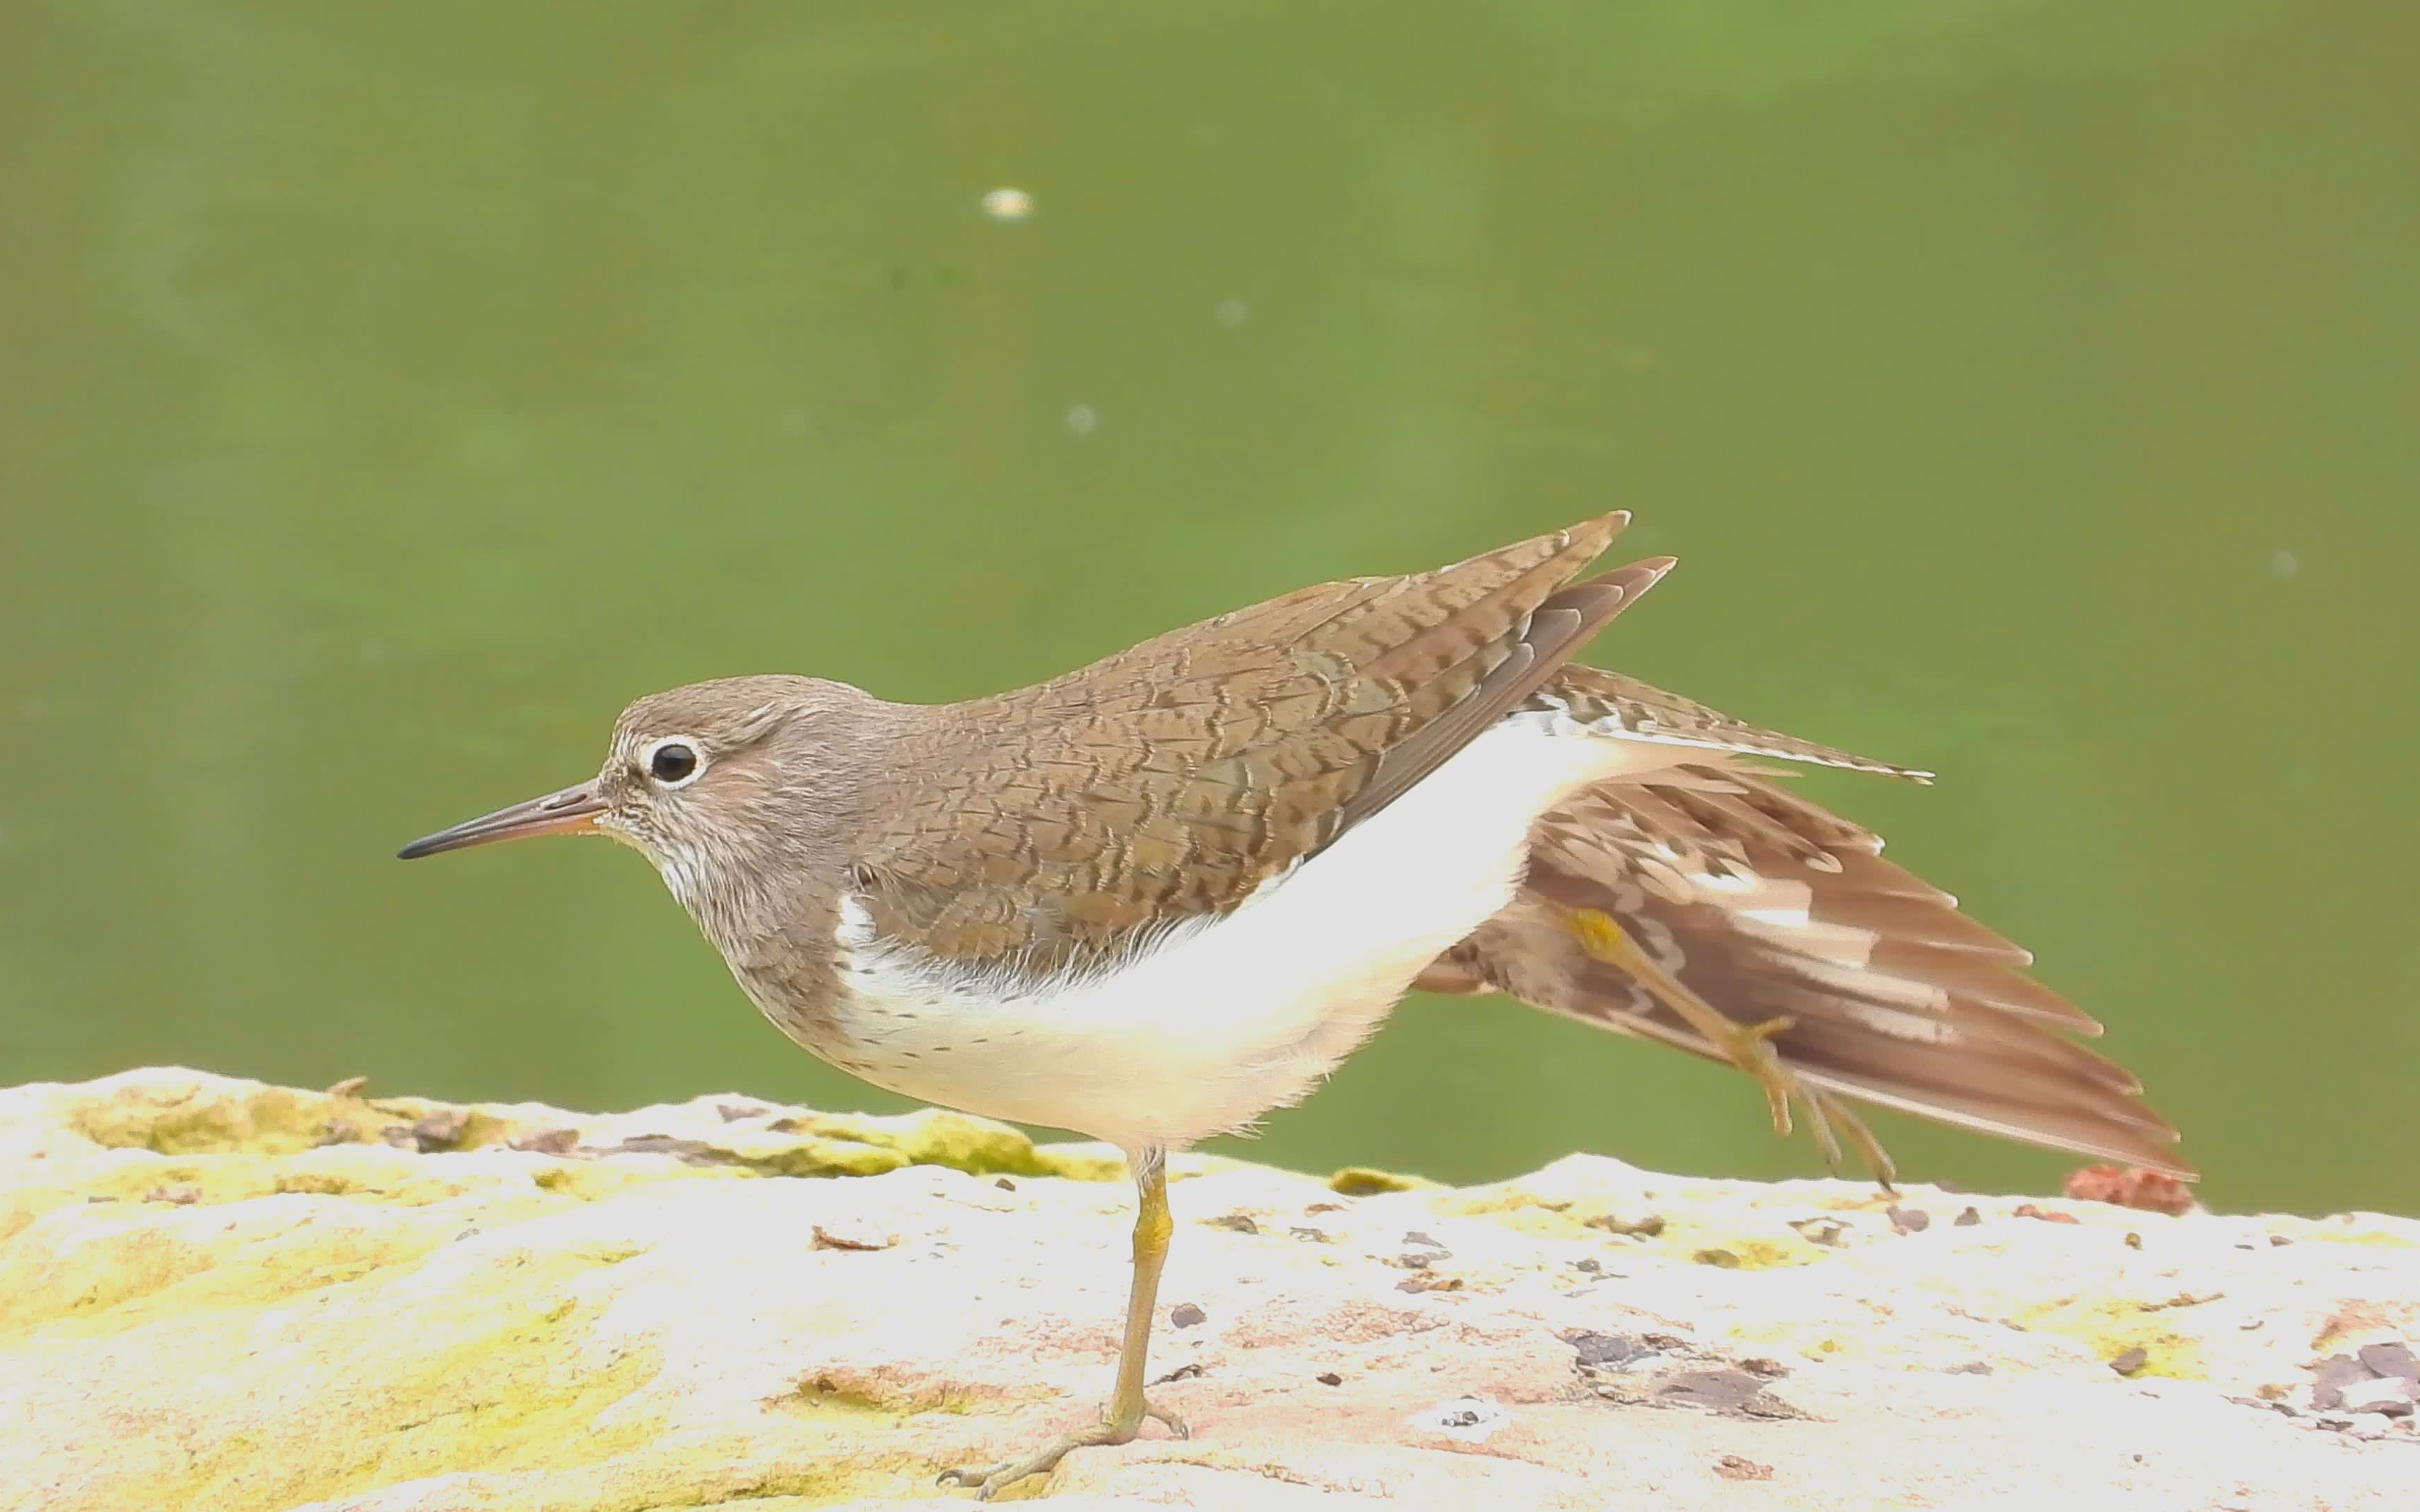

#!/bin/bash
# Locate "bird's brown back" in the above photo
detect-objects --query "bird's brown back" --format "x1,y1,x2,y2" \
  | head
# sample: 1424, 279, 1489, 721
853, 513, 1662, 975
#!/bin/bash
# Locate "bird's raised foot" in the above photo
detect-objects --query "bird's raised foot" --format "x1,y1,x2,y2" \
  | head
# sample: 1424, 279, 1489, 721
1799, 1084, 1899, 1194
1707, 1015, 1900, 1193
938, 1400, 1189, 1500
1562, 906, 1900, 1191
1718, 1013, 1804, 1137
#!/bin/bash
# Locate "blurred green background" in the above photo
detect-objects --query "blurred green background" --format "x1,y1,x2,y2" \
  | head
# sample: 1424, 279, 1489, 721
4, 1, 2413, 1216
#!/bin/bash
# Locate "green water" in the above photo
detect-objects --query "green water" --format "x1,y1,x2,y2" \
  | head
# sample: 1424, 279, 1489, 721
4, 2, 2414, 1216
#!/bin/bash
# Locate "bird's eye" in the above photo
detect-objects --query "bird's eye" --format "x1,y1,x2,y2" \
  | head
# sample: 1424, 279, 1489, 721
645, 739, 702, 787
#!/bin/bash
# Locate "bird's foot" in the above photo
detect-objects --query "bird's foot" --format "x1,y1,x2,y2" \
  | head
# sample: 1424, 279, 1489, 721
938, 1400, 1188, 1499
1702, 1011, 1900, 1193
1797, 1084, 1898, 1194
1562, 906, 1899, 1193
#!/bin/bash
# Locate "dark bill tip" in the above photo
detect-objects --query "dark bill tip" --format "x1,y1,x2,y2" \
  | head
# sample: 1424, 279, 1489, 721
396, 782, 606, 860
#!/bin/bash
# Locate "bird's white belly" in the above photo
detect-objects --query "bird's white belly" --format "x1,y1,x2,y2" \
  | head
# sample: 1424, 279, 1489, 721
821, 719, 1660, 1152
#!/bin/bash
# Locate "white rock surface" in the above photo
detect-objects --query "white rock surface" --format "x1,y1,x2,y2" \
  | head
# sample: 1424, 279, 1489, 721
1, 1068, 2414, 1509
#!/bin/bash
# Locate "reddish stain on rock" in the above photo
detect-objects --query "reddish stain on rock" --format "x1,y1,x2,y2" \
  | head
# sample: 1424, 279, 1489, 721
2064, 1164, 2195, 1216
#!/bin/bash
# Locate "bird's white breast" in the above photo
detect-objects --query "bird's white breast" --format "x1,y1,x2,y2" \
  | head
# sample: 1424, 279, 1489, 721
818, 718, 1676, 1152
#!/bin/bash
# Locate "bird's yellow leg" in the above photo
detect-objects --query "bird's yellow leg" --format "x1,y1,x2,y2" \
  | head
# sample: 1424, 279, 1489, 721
1561, 906, 1898, 1193
940, 1150, 1189, 1499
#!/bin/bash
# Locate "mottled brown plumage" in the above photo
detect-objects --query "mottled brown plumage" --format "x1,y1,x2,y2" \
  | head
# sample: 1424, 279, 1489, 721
850, 514, 1662, 974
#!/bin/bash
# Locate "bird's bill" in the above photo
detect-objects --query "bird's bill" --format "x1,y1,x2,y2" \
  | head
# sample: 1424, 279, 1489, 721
396, 781, 606, 859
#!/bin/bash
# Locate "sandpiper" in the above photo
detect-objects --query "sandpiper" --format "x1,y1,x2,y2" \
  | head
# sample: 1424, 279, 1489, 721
400, 513, 2185, 1496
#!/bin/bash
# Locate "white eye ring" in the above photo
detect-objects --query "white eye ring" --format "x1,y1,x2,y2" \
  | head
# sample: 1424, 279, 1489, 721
641, 734, 707, 790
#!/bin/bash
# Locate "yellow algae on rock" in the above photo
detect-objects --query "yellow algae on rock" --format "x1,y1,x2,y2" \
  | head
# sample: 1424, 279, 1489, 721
774, 1105, 1055, 1176
1327, 1165, 1438, 1196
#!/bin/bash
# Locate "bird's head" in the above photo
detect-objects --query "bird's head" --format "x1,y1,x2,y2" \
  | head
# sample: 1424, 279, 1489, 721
397, 676, 893, 911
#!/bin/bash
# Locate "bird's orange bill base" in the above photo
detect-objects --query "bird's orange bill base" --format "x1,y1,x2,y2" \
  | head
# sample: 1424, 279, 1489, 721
397, 782, 604, 859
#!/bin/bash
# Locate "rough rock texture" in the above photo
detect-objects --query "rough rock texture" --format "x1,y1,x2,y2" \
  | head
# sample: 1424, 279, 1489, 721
3, 1069, 2414, 1511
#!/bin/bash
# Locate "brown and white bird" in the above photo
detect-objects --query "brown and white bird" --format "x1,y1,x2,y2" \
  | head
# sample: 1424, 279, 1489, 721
399, 514, 2185, 1497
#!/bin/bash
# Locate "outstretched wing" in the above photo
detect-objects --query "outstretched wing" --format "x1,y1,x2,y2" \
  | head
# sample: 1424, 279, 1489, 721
857, 514, 1669, 979
1419, 676, 2189, 1175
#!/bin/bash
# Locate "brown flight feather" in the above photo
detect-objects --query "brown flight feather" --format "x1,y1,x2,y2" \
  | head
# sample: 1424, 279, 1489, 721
1417, 699, 2189, 1175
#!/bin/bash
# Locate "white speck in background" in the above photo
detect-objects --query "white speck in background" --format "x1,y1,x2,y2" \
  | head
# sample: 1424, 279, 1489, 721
1066, 404, 1099, 437
2269, 549, 2300, 579
980, 187, 1035, 221
1216, 298, 1249, 327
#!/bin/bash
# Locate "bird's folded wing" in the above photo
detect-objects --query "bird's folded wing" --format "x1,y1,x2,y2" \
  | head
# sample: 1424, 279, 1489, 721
856, 512, 1664, 977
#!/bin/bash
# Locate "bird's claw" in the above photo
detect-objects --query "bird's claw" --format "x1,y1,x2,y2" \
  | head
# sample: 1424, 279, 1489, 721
1564, 906, 1900, 1192
1711, 1013, 1900, 1194
938, 1399, 1188, 1499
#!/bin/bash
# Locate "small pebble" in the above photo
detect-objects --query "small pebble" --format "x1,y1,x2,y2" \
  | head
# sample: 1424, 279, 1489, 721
1788, 1217, 1848, 1247
810, 1223, 893, 1252
1714, 1454, 1772, 1482
2358, 1341, 2419, 1384
2110, 1348, 2149, 1376
1886, 1205, 1931, 1233
1316, 1371, 1343, 1386
409, 1110, 471, 1153
2012, 1203, 2079, 1225
2312, 1353, 2373, 1410
1169, 1303, 1206, 1329
1410, 1395, 1510, 1442
1954, 1207, 1982, 1226
1590, 1212, 1666, 1238
1569, 1333, 1648, 1368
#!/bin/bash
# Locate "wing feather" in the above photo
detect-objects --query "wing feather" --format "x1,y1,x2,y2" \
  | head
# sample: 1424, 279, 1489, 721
1421, 758, 2187, 1175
